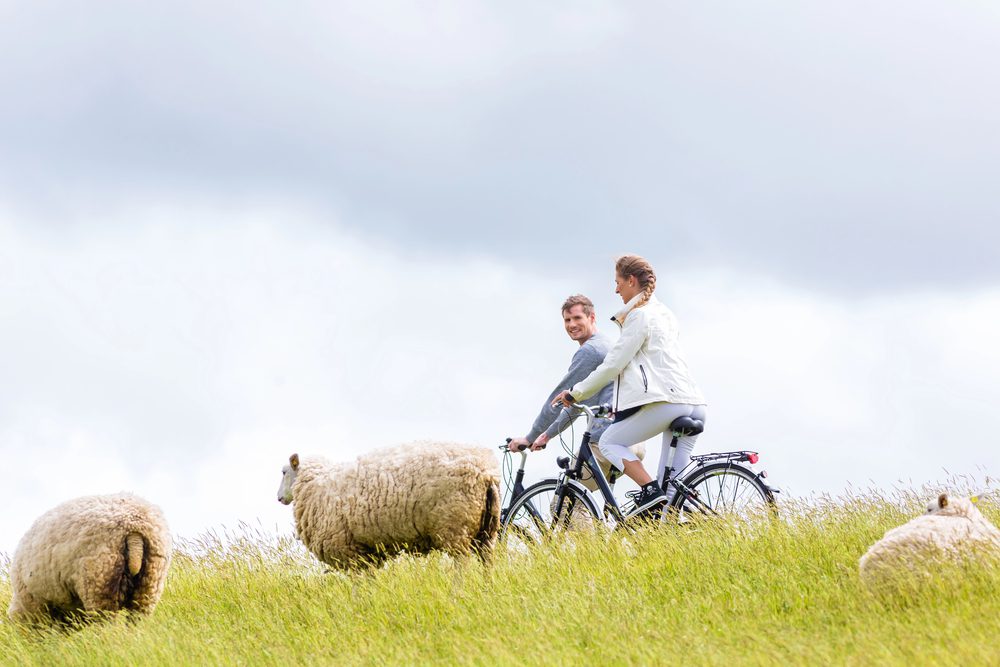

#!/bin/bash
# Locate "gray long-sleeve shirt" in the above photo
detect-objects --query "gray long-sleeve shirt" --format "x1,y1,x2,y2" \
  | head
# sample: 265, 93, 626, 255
526, 331, 615, 443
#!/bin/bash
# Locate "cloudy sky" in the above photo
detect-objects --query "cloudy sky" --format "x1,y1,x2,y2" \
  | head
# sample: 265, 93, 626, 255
2, 1, 998, 554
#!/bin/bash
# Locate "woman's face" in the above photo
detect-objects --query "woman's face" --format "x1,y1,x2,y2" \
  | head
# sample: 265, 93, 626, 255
615, 272, 640, 304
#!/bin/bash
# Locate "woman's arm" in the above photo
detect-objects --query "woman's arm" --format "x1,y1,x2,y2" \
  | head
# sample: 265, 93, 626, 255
568, 310, 648, 402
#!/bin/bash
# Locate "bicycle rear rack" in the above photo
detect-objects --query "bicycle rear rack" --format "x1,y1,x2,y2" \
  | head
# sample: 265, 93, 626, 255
690, 450, 760, 465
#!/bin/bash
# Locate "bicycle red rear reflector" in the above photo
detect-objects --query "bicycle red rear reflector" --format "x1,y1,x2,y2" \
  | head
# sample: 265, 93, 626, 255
748, 452, 759, 464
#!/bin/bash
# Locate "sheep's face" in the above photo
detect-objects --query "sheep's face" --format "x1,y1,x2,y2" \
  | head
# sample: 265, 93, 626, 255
277, 453, 300, 505
926, 492, 982, 518
927, 493, 950, 514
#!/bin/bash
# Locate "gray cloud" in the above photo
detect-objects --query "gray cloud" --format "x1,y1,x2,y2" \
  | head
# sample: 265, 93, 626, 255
1, 1, 998, 291
3, 215, 999, 554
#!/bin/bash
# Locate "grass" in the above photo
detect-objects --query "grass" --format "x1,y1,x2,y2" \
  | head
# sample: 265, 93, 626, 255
1, 489, 999, 666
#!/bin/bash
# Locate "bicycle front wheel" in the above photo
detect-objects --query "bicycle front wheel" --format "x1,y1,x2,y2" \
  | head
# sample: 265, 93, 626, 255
501, 479, 602, 552
671, 463, 776, 522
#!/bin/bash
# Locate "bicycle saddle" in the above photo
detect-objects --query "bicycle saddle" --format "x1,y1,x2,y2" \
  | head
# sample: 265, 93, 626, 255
669, 416, 704, 436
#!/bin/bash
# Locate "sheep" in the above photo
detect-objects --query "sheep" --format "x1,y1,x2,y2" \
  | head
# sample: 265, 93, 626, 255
277, 441, 501, 569
7, 493, 172, 625
858, 493, 1000, 589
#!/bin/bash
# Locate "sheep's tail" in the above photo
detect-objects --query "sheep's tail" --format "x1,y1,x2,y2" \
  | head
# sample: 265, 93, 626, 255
473, 481, 501, 560
100, 532, 146, 611
126, 533, 145, 576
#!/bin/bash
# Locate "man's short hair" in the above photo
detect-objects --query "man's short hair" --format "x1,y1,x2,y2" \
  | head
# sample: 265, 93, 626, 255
561, 294, 595, 317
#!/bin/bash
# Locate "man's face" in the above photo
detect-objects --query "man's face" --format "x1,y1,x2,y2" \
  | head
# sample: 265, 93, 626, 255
563, 304, 597, 343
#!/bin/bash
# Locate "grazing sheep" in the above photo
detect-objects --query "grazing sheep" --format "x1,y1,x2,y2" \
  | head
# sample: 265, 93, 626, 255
277, 442, 501, 568
8, 494, 172, 624
858, 493, 1000, 589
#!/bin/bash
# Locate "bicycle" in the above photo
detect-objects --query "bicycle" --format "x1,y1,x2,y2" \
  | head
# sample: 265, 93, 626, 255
499, 403, 778, 545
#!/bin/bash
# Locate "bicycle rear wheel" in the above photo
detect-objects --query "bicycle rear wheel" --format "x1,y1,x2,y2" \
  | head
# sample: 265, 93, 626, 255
500, 479, 601, 552
670, 463, 776, 522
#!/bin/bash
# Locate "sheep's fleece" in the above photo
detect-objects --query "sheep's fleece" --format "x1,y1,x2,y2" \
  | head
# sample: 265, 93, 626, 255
859, 493, 1000, 586
8, 494, 172, 623
282, 442, 500, 568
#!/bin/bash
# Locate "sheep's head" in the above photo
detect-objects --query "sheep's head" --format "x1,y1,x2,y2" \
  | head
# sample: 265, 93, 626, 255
277, 453, 300, 505
927, 493, 951, 514
926, 492, 984, 518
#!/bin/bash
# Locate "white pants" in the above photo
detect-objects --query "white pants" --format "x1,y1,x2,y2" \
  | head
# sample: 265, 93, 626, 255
598, 402, 707, 501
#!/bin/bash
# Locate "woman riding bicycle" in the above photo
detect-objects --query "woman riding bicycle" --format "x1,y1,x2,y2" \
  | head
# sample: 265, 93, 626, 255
554, 254, 707, 515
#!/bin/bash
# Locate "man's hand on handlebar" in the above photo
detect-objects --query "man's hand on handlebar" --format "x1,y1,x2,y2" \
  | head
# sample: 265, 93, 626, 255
507, 434, 550, 453
507, 437, 531, 453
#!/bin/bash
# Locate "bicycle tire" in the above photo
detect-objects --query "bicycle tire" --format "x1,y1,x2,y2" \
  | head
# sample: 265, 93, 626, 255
500, 479, 602, 550
670, 462, 776, 521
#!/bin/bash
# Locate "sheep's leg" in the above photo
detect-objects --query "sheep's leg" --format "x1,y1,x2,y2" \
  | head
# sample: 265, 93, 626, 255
8, 591, 45, 623
129, 556, 168, 615
78, 585, 123, 615
427, 520, 476, 559
317, 538, 373, 570
77, 556, 131, 615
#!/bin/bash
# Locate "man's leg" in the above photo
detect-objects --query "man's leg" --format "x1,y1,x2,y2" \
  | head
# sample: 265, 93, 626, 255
587, 442, 646, 492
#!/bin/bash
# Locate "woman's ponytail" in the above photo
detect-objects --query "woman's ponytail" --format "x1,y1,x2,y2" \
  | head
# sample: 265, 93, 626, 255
615, 254, 656, 308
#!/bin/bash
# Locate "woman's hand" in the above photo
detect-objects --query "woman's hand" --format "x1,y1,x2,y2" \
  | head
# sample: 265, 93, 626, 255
551, 390, 575, 409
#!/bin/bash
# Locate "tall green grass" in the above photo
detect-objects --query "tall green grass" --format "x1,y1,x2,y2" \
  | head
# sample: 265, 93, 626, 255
2, 490, 998, 666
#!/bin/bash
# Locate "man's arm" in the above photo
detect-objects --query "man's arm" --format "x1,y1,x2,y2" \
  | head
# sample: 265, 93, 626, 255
525, 343, 605, 442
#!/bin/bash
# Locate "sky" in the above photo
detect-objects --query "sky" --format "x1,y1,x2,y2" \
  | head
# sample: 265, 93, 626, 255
2, 1, 999, 554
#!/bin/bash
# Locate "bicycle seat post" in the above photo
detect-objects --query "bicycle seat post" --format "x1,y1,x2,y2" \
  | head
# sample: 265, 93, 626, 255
660, 432, 680, 486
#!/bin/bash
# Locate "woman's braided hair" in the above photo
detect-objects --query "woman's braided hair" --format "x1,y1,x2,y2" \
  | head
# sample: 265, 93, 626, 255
616, 254, 656, 308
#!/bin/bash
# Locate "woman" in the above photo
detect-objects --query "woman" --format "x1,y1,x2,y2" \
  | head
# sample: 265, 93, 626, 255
554, 254, 706, 514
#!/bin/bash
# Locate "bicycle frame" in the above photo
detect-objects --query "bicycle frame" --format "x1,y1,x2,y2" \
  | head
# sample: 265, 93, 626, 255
562, 418, 720, 522
502, 404, 728, 526
559, 428, 628, 521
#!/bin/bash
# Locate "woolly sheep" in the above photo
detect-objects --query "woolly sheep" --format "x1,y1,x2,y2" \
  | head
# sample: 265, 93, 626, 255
858, 493, 1000, 588
277, 442, 500, 568
7, 493, 172, 624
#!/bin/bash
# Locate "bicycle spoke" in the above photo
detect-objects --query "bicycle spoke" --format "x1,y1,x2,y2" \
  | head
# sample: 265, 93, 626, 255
675, 464, 775, 524
714, 474, 726, 509
500, 480, 601, 552
731, 479, 756, 507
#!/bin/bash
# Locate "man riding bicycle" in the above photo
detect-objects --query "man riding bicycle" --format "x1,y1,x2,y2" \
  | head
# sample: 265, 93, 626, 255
508, 294, 644, 492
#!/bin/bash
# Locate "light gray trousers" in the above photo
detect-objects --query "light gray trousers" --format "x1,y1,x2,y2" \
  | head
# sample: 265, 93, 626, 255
598, 402, 708, 501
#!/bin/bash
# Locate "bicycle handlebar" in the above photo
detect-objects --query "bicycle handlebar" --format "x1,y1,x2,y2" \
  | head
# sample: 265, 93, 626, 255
501, 403, 613, 454
570, 402, 613, 420
503, 437, 542, 453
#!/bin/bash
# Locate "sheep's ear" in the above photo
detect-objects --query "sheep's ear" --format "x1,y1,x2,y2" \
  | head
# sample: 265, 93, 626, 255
290, 453, 300, 470
938, 493, 949, 509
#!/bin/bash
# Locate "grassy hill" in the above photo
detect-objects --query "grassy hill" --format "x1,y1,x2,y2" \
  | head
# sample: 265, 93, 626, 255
2, 490, 999, 666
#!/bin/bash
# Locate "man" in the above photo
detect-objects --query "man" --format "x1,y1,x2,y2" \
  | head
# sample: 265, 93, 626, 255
509, 295, 644, 491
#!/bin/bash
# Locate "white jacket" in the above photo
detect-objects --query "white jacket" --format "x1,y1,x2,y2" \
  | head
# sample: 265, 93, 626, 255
570, 293, 705, 410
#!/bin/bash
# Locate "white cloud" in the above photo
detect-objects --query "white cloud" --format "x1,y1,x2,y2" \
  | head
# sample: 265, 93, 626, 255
0, 203, 572, 550
2, 204, 998, 554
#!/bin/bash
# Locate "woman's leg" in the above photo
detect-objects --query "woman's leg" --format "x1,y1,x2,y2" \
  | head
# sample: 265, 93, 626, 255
598, 402, 697, 487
